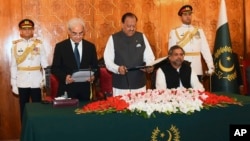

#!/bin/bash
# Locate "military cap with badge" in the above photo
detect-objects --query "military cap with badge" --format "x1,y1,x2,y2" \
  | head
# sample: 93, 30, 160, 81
18, 19, 34, 29
178, 5, 193, 16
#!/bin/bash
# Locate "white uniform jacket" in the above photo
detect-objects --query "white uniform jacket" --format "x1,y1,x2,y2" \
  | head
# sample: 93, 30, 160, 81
168, 24, 214, 75
10, 38, 49, 94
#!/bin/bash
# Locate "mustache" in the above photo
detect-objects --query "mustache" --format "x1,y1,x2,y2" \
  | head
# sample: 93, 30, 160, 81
173, 58, 183, 65
175, 58, 182, 62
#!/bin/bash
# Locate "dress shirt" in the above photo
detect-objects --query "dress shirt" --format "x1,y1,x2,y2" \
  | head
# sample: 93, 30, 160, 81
70, 40, 82, 61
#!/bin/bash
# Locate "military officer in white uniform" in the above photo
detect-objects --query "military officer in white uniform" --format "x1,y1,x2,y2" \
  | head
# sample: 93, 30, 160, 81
168, 5, 214, 81
10, 19, 48, 121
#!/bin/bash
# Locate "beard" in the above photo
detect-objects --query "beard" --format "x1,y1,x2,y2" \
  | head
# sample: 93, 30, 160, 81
172, 59, 183, 67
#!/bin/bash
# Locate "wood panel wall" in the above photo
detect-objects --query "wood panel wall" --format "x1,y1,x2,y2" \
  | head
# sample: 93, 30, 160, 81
0, 0, 248, 139
245, 0, 250, 59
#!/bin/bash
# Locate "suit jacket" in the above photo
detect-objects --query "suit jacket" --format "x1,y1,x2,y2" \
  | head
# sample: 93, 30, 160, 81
51, 39, 99, 96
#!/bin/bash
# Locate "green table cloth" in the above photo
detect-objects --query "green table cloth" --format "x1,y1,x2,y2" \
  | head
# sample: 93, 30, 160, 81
21, 93, 250, 141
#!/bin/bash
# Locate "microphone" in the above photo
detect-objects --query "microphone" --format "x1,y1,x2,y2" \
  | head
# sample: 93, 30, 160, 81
125, 73, 131, 92
89, 66, 93, 100
205, 70, 212, 92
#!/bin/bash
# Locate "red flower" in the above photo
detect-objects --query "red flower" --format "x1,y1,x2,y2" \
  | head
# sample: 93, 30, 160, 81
201, 91, 239, 106
75, 90, 242, 116
81, 96, 129, 113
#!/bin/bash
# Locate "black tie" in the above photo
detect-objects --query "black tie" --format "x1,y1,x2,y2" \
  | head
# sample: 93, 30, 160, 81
74, 43, 80, 68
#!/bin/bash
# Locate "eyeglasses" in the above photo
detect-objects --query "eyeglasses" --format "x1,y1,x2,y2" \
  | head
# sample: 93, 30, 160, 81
70, 31, 84, 37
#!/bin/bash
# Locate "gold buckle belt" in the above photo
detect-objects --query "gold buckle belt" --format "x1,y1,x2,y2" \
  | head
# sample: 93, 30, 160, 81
185, 52, 201, 56
17, 66, 41, 71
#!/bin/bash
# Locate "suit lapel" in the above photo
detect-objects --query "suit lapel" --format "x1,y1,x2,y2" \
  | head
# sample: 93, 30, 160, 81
81, 39, 87, 67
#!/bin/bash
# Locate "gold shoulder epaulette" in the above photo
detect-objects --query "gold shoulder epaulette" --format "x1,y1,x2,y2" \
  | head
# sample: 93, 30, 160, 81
174, 26, 182, 30
12, 39, 22, 44
34, 39, 42, 43
193, 26, 200, 29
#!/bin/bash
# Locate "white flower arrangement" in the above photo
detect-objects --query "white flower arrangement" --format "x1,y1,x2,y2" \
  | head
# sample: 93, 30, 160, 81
120, 88, 208, 117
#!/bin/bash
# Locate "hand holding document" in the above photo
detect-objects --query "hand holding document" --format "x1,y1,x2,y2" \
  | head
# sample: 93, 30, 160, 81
127, 66, 150, 71
126, 56, 168, 71
71, 70, 94, 82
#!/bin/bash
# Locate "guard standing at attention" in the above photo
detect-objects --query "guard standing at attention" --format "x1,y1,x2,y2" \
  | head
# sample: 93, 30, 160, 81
168, 5, 214, 81
10, 19, 49, 121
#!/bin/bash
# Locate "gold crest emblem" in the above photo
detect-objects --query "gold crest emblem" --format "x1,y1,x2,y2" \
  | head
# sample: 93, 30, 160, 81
151, 125, 180, 141
24, 21, 30, 24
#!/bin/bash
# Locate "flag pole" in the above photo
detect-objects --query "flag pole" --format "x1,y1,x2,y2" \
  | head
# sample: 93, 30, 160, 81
211, 0, 239, 93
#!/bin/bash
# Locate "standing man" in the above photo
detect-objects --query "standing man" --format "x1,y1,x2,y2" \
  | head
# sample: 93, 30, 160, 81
51, 18, 99, 101
168, 5, 214, 81
10, 19, 49, 121
104, 12, 155, 96
155, 45, 204, 90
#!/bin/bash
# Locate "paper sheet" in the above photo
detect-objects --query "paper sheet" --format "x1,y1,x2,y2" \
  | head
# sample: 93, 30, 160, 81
72, 70, 94, 82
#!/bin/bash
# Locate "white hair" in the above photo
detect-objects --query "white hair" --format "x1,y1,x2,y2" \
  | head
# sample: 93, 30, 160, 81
67, 18, 85, 31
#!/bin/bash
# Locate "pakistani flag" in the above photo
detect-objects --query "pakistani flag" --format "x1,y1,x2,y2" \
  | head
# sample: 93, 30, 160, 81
211, 0, 239, 93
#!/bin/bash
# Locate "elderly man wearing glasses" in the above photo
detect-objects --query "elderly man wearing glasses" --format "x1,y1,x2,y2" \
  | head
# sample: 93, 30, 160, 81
51, 18, 99, 101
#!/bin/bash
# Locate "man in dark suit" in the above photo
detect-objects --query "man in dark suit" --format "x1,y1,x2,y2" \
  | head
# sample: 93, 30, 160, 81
51, 18, 99, 101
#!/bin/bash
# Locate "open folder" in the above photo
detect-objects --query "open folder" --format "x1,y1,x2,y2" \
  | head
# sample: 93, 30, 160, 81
127, 66, 150, 71
126, 56, 168, 71
71, 70, 94, 82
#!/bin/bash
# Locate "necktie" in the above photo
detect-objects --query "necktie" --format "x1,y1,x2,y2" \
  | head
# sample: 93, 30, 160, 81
74, 43, 80, 68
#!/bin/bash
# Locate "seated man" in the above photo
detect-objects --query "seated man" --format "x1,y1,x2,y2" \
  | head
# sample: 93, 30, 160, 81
155, 45, 204, 90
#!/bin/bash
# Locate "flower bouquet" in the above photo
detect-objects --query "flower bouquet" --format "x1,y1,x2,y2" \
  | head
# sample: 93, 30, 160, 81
75, 88, 241, 118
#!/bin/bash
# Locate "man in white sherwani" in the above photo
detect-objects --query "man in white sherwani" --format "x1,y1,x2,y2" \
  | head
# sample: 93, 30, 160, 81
10, 19, 49, 121
168, 5, 214, 81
